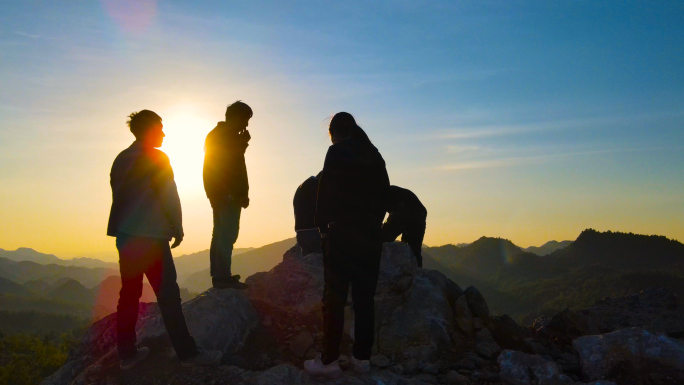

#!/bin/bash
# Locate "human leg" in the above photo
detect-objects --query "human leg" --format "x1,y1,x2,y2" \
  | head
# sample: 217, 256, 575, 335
115, 234, 147, 360
350, 239, 382, 360
321, 246, 350, 364
401, 218, 426, 268
210, 204, 241, 283
380, 213, 404, 243
144, 239, 198, 361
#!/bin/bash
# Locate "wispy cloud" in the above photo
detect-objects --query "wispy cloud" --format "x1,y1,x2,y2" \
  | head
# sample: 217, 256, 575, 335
436, 146, 677, 171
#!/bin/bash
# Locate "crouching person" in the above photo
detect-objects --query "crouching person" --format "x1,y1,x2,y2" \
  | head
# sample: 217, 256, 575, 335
293, 172, 322, 256
107, 110, 222, 370
381, 185, 427, 267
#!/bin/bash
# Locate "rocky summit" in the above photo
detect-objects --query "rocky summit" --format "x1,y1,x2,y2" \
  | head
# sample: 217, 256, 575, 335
43, 242, 684, 385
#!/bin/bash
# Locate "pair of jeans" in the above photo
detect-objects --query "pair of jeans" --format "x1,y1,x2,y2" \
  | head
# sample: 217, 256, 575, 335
381, 213, 426, 267
321, 222, 382, 364
296, 229, 322, 256
116, 233, 197, 361
210, 203, 241, 281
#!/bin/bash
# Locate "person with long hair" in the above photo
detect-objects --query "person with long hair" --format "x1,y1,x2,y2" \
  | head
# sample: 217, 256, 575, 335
304, 112, 390, 378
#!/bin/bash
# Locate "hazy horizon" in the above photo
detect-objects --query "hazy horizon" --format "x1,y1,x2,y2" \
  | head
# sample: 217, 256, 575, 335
1, 1, 683, 259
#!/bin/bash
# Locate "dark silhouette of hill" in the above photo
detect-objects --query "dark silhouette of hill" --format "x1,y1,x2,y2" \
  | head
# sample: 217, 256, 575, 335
173, 247, 253, 282
48, 278, 94, 304
0, 247, 62, 264
423, 236, 543, 282
0, 257, 118, 288
423, 229, 684, 321
182, 238, 296, 293
0, 276, 33, 296
524, 240, 572, 256
91, 276, 156, 320
548, 229, 684, 270
22, 279, 50, 294
0, 247, 117, 269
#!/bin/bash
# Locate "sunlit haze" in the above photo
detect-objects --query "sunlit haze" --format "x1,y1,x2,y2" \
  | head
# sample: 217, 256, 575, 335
1, 1, 683, 261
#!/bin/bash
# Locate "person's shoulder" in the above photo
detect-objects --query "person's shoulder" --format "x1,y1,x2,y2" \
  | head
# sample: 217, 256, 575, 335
148, 148, 171, 165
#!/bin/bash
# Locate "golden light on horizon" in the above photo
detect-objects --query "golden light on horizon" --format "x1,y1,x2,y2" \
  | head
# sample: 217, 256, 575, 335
160, 106, 213, 196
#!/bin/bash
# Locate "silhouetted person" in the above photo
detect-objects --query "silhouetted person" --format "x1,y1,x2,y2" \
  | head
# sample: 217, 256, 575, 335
304, 112, 390, 378
203, 101, 252, 290
381, 185, 427, 267
293, 172, 323, 256
107, 110, 222, 370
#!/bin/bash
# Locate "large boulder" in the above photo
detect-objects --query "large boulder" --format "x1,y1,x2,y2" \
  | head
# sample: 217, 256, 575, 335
573, 327, 684, 383
246, 242, 466, 362
497, 349, 575, 385
42, 289, 259, 385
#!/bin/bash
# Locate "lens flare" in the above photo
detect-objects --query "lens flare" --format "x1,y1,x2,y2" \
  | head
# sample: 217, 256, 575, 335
101, 0, 156, 34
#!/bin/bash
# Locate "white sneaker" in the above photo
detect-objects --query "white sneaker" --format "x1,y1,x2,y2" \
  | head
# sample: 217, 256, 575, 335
351, 356, 370, 373
304, 354, 343, 379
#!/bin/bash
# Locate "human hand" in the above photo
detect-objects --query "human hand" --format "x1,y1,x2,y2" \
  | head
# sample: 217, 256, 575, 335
240, 197, 250, 208
171, 235, 183, 249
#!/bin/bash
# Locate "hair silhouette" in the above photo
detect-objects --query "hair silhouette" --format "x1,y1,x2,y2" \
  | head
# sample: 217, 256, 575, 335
329, 112, 372, 145
127, 110, 161, 139
225, 101, 253, 121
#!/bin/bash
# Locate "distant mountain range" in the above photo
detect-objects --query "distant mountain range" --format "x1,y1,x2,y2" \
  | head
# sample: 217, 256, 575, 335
2, 229, 682, 326
0, 248, 118, 269
523, 240, 572, 256
182, 238, 296, 293
422, 229, 684, 322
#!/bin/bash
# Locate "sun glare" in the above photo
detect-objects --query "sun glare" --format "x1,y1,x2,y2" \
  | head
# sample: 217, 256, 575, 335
160, 107, 214, 195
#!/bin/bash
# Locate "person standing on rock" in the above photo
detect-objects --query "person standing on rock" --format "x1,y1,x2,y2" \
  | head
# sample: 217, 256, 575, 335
381, 185, 427, 267
304, 112, 390, 378
108, 110, 222, 370
293, 172, 323, 256
203, 101, 252, 290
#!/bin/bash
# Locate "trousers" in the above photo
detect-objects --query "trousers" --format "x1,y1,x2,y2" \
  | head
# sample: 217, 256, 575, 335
210, 203, 241, 280
116, 233, 197, 360
321, 222, 382, 364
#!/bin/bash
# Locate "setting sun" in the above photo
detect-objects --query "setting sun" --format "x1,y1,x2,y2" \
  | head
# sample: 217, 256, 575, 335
160, 106, 214, 196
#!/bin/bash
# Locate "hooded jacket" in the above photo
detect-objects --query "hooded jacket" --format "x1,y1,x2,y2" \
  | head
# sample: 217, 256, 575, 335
203, 122, 250, 206
315, 137, 390, 234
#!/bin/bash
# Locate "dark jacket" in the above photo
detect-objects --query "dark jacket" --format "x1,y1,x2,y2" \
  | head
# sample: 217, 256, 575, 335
387, 185, 427, 219
315, 138, 390, 234
107, 141, 183, 239
293, 174, 320, 231
203, 122, 250, 206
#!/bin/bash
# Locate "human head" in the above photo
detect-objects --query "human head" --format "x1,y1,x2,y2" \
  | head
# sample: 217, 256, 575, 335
225, 100, 253, 131
127, 110, 164, 148
328, 112, 371, 144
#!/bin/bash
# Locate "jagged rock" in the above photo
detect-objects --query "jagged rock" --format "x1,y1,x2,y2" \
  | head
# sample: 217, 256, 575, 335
534, 308, 600, 345
446, 370, 470, 384
288, 331, 314, 358
475, 341, 501, 359
403, 357, 420, 374
421, 362, 440, 374
412, 373, 438, 383
454, 357, 476, 370
497, 349, 575, 385
582, 287, 684, 334
370, 354, 391, 368
464, 286, 489, 319
475, 328, 494, 342
487, 315, 533, 351
247, 242, 464, 362
42, 290, 258, 385
573, 327, 684, 382
453, 295, 475, 336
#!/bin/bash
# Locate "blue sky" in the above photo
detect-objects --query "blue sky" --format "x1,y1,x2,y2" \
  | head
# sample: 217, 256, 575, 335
1, 1, 683, 258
